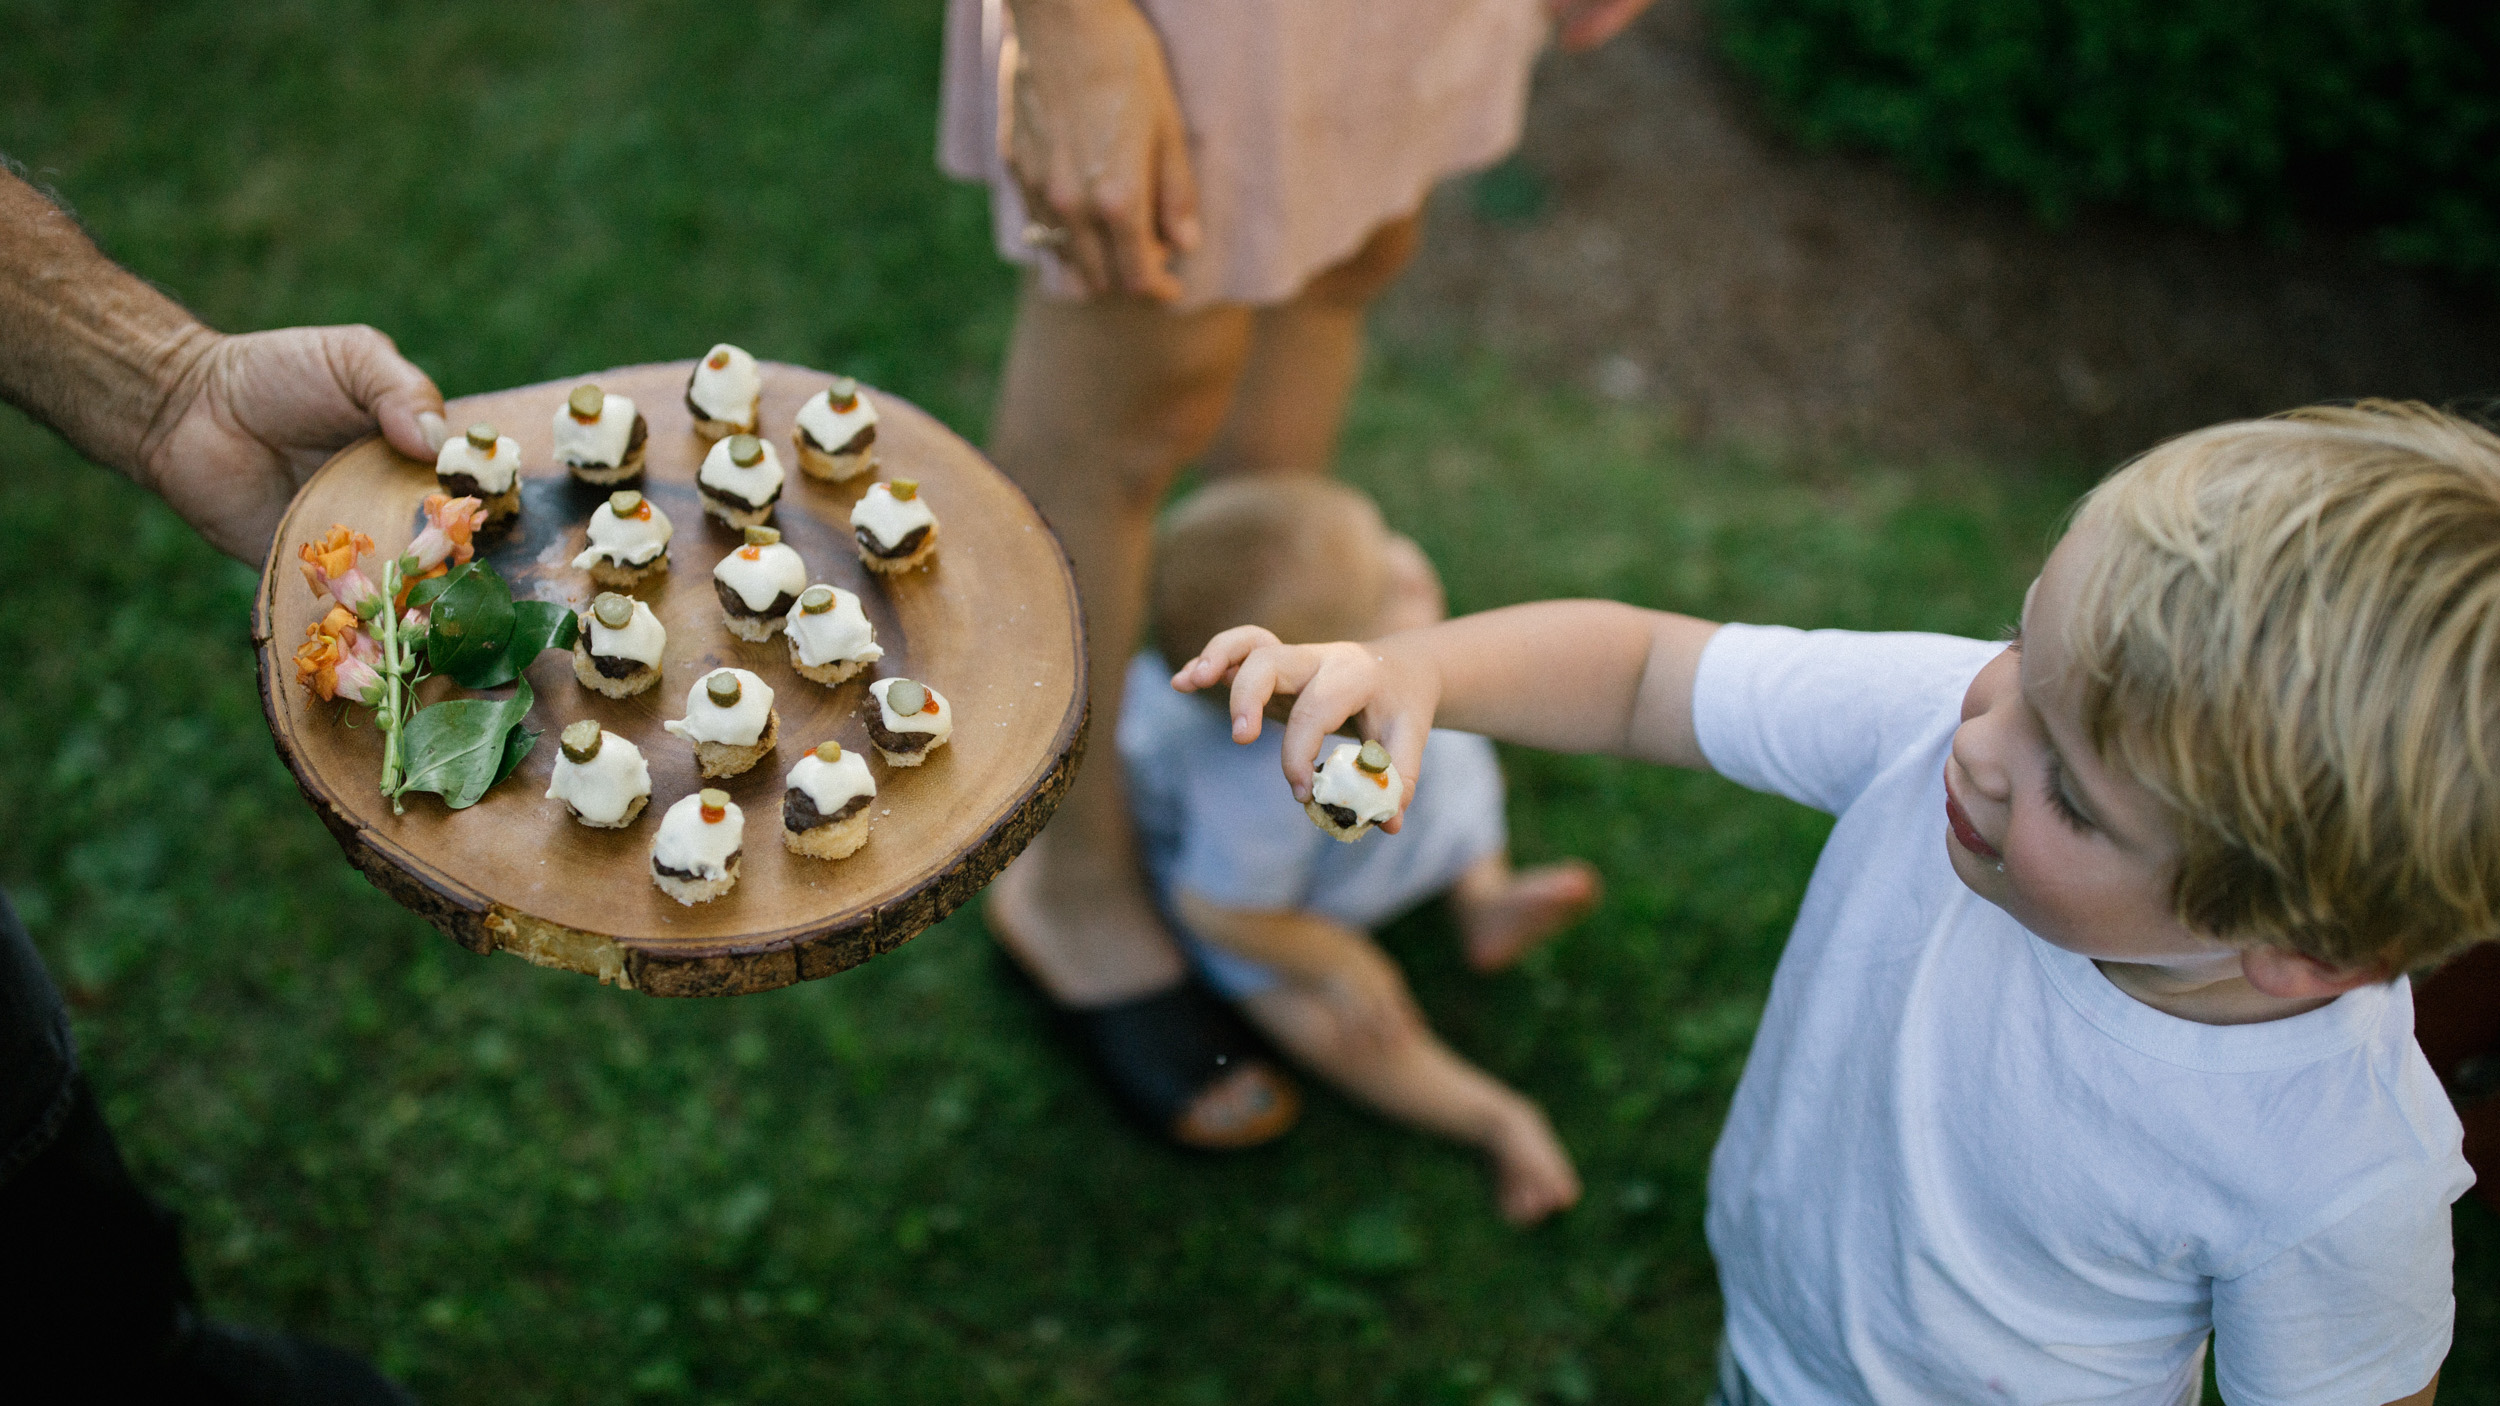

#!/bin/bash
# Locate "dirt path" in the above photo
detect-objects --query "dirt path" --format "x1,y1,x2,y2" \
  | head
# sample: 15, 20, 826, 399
1380, 1, 2500, 465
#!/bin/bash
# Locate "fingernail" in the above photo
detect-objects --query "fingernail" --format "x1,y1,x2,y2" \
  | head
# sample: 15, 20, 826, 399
417, 410, 449, 454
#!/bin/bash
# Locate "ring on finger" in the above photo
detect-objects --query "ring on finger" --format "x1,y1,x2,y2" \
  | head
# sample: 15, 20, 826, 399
1018, 221, 1073, 251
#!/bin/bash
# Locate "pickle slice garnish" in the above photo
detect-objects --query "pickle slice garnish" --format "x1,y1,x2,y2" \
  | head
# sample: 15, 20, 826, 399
559, 719, 604, 764
591, 593, 634, 630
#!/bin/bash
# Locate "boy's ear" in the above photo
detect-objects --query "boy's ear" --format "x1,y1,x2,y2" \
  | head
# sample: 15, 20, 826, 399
2241, 944, 2388, 999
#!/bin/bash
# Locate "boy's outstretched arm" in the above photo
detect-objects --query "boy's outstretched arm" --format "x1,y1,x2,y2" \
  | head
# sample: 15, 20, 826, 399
1173, 601, 1721, 816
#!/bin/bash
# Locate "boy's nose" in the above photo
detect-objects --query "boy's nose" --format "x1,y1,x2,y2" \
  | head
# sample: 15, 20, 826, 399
1949, 717, 2015, 804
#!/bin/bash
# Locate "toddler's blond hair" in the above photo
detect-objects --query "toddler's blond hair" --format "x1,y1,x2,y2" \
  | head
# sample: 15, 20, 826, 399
1150, 478, 1392, 671
2069, 400, 2500, 972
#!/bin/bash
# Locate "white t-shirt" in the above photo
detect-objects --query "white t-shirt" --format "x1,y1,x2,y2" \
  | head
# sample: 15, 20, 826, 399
1691, 624, 2472, 1406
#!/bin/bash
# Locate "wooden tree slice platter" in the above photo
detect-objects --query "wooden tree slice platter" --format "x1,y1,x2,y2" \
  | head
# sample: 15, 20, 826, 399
251, 361, 1085, 997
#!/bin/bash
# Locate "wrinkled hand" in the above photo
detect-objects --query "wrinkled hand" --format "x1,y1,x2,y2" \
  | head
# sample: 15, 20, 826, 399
1546, 0, 1654, 51
141, 325, 445, 564
1007, 0, 1200, 301
1170, 624, 1440, 832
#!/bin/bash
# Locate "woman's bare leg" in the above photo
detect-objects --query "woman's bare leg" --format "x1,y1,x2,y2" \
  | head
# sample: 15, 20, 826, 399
987, 212, 1423, 1000
984, 215, 1424, 1142
1200, 214, 1423, 482
985, 286, 1255, 1005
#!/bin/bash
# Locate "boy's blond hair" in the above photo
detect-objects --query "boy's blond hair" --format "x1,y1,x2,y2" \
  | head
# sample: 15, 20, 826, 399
1150, 478, 1392, 670
2069, 400, 2500, 972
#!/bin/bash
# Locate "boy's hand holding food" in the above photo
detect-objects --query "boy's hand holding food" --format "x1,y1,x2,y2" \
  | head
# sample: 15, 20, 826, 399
1171, 603, 1727, 827
1170, 624, 1437, 833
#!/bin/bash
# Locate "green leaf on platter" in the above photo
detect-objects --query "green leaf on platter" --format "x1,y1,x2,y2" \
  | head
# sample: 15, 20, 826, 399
493, 720, 540, 790
424, 561, 518, 687
420, 564, 579, 689
398, 679, 534, 810
402, 565, 465, 613
467, 599, 579, 690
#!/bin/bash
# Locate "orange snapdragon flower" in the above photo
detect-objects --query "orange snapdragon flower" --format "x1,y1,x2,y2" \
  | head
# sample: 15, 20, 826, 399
415, 493, 484, 568
293, 606, 373, 702
298, 525, 376, 600
398, 494, 488, 600
295, 624, 348, 701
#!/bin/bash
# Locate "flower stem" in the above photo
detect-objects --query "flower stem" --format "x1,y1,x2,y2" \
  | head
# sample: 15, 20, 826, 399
378, 558, 408, 813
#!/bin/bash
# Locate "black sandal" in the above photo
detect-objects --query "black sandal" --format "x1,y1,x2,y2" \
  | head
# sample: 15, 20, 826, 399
991, 947, 1300, 1150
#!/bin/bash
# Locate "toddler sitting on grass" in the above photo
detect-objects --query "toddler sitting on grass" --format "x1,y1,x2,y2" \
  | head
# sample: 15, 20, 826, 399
1125, 479, 1600, 1224
1176, 404, 2488, 1403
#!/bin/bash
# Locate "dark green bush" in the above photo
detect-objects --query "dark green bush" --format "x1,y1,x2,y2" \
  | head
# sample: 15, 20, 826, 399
1713, 0, 2500, 286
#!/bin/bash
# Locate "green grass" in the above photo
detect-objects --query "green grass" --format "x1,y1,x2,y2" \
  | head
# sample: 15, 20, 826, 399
2, 3, 2492, 1402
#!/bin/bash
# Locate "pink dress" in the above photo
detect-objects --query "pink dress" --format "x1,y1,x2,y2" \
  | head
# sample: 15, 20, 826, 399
940, 0, 1549, 310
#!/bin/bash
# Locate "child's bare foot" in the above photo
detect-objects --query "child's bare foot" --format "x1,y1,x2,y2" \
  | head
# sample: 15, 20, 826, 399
1488, 1103, 1581, 1225
1459, 859, 1602, 973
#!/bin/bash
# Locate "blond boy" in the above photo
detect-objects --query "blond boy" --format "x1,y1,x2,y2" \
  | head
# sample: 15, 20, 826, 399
1130, 479, 1600, 1223
1176, 404, 2487, 1402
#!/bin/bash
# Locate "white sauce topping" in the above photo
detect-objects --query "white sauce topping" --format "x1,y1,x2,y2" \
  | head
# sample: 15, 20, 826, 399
571, 497, 674, 569
687, 343, 761, 424
663, 667, 774, 746
551, 391, 639, 467
851, 482, 936, 552
545, 730, 652, 825
585, 597, 667, 667
698, 435, 785, 508
435, 431, 520, 494
1311, 742, 1403, 827
870, 677, 953, 741
712, 542, 808, 611
652, 792, 743, 879
796, 386, 878, 452
786, 748, 877, 818
786, 585, 882, 667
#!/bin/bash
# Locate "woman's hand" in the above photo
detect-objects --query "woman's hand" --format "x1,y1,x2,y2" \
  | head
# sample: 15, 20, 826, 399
1006, 0, 1201, 302
1171, 625, 1441, 829
141, 326, 445, 564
